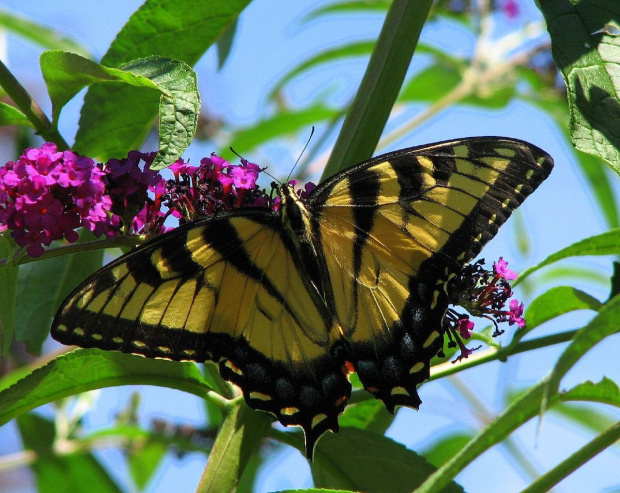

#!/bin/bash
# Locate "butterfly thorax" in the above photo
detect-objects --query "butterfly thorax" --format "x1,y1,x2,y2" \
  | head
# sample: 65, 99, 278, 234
279, 184, 314, 244
278, 184, 336, 309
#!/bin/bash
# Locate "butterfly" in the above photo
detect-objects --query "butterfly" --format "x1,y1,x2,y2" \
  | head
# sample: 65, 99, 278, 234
51, 137, 553, 459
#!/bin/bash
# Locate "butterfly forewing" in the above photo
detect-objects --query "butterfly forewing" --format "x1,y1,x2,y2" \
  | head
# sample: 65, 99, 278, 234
308, 137, 553, 411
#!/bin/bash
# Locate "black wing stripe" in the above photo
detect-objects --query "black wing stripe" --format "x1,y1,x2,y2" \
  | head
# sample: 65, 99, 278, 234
349, 167, 381, 279
201, 219, 285, 304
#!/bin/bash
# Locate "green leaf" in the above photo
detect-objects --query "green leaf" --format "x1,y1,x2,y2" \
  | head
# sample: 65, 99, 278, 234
14, 232, 103, 356
0, 7, 91, 57
303, 0, 390, 21
75, 0, 251, 161
561, 377, 620, 408
221, 105, 338, 160
40, 52, 199, 168
338, 399, 395, 435
574, 150, 620, 229
118, 57, 200, 170
237, 443, 269, 493
0, 349, 211, 426
128, 439, 167, 490
310, 428, 464, 493
216, 18, 238, 69
546, 294, 620, 394
521, 89, 620, 230
520, 286, 601, 335
268, 41, 376, 100
513, 378, 620, 493
521, 421, 620, 493
0, 102, 34, 128
421, 432, 475, 468
0, 234, 18, 356
401, 64, 462, 102
41, 51, 162, 126
280, 490, 352, 493
414, 382, 547, 492
196, 402, 272, 493
323, 0, 434, 180
539, 0, 620, 172
17, 413, 122, 493
417, 309, 620, 493
553, 402, 618, 435
516, 229, 620, 284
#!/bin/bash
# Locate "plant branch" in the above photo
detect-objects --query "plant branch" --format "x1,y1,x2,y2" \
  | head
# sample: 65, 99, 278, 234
378, 21, 549, 150
430, 329, 578, 381
0, 234, 147, 268
520, 420, 620, 493
0, 59, 68, 148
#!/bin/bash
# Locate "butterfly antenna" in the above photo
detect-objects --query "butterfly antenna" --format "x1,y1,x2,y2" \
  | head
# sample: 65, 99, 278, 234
286, 126, 315, 183
230, 146, 278, 183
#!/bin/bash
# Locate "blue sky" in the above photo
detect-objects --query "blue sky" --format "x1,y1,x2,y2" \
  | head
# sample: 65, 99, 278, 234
1, 1, 619, 492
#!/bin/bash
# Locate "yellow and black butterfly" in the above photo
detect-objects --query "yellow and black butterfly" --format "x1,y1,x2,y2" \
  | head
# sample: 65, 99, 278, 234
51, 137, 553, 459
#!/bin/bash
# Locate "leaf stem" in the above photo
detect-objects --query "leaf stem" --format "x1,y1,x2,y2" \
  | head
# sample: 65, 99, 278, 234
0, 234, 146, 268
429, 329, 578, 381
378, 21, 549, 150
0, 59, 68, 148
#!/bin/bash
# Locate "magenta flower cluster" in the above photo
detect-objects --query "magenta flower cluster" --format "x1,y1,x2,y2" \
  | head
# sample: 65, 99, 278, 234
164, 153, 271, 222
103, 151, 165, 236
0, 143, 297, 257
0, 143, 115, 256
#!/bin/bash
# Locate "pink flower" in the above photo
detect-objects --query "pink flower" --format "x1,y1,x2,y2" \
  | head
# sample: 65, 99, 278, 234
229, 165, 259, 189
456, 317, 475, 339
502, 0, 519, 19
508, 299, 526, 328
0, 143, 118, 256
494, 257, 517, 280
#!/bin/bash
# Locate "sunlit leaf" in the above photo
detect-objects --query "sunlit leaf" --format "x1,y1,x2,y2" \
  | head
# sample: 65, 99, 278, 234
75, 0, 251, 160
540, 0, 620, 172
311, 428, 464, 493
0, 350, 211, 426
516, 229, 620, 284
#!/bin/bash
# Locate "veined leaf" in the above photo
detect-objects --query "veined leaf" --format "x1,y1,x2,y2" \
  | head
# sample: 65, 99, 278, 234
516, 229, 620, 284
75, 0, 251, 161
0, 350, 211, 427
540, 0, 620, 172
40, 52, 199, 169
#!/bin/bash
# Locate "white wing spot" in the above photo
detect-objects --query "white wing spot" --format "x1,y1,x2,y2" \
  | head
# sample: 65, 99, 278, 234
423, 331, 441, 348
311, 414, 327, 429
391, 386, 409, 396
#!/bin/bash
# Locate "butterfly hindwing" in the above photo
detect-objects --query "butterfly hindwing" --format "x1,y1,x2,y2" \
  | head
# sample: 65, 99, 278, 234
52, 209, 350, 456
52, 136, 553, 460
308, 137, 553, 411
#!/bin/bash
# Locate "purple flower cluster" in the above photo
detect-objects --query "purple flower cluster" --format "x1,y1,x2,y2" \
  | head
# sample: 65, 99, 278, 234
164, 153, 274, 222
445, 257, 526, 362
0, 143, 116, 256
0, 143, 302, 257
103, 151, 166, 236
